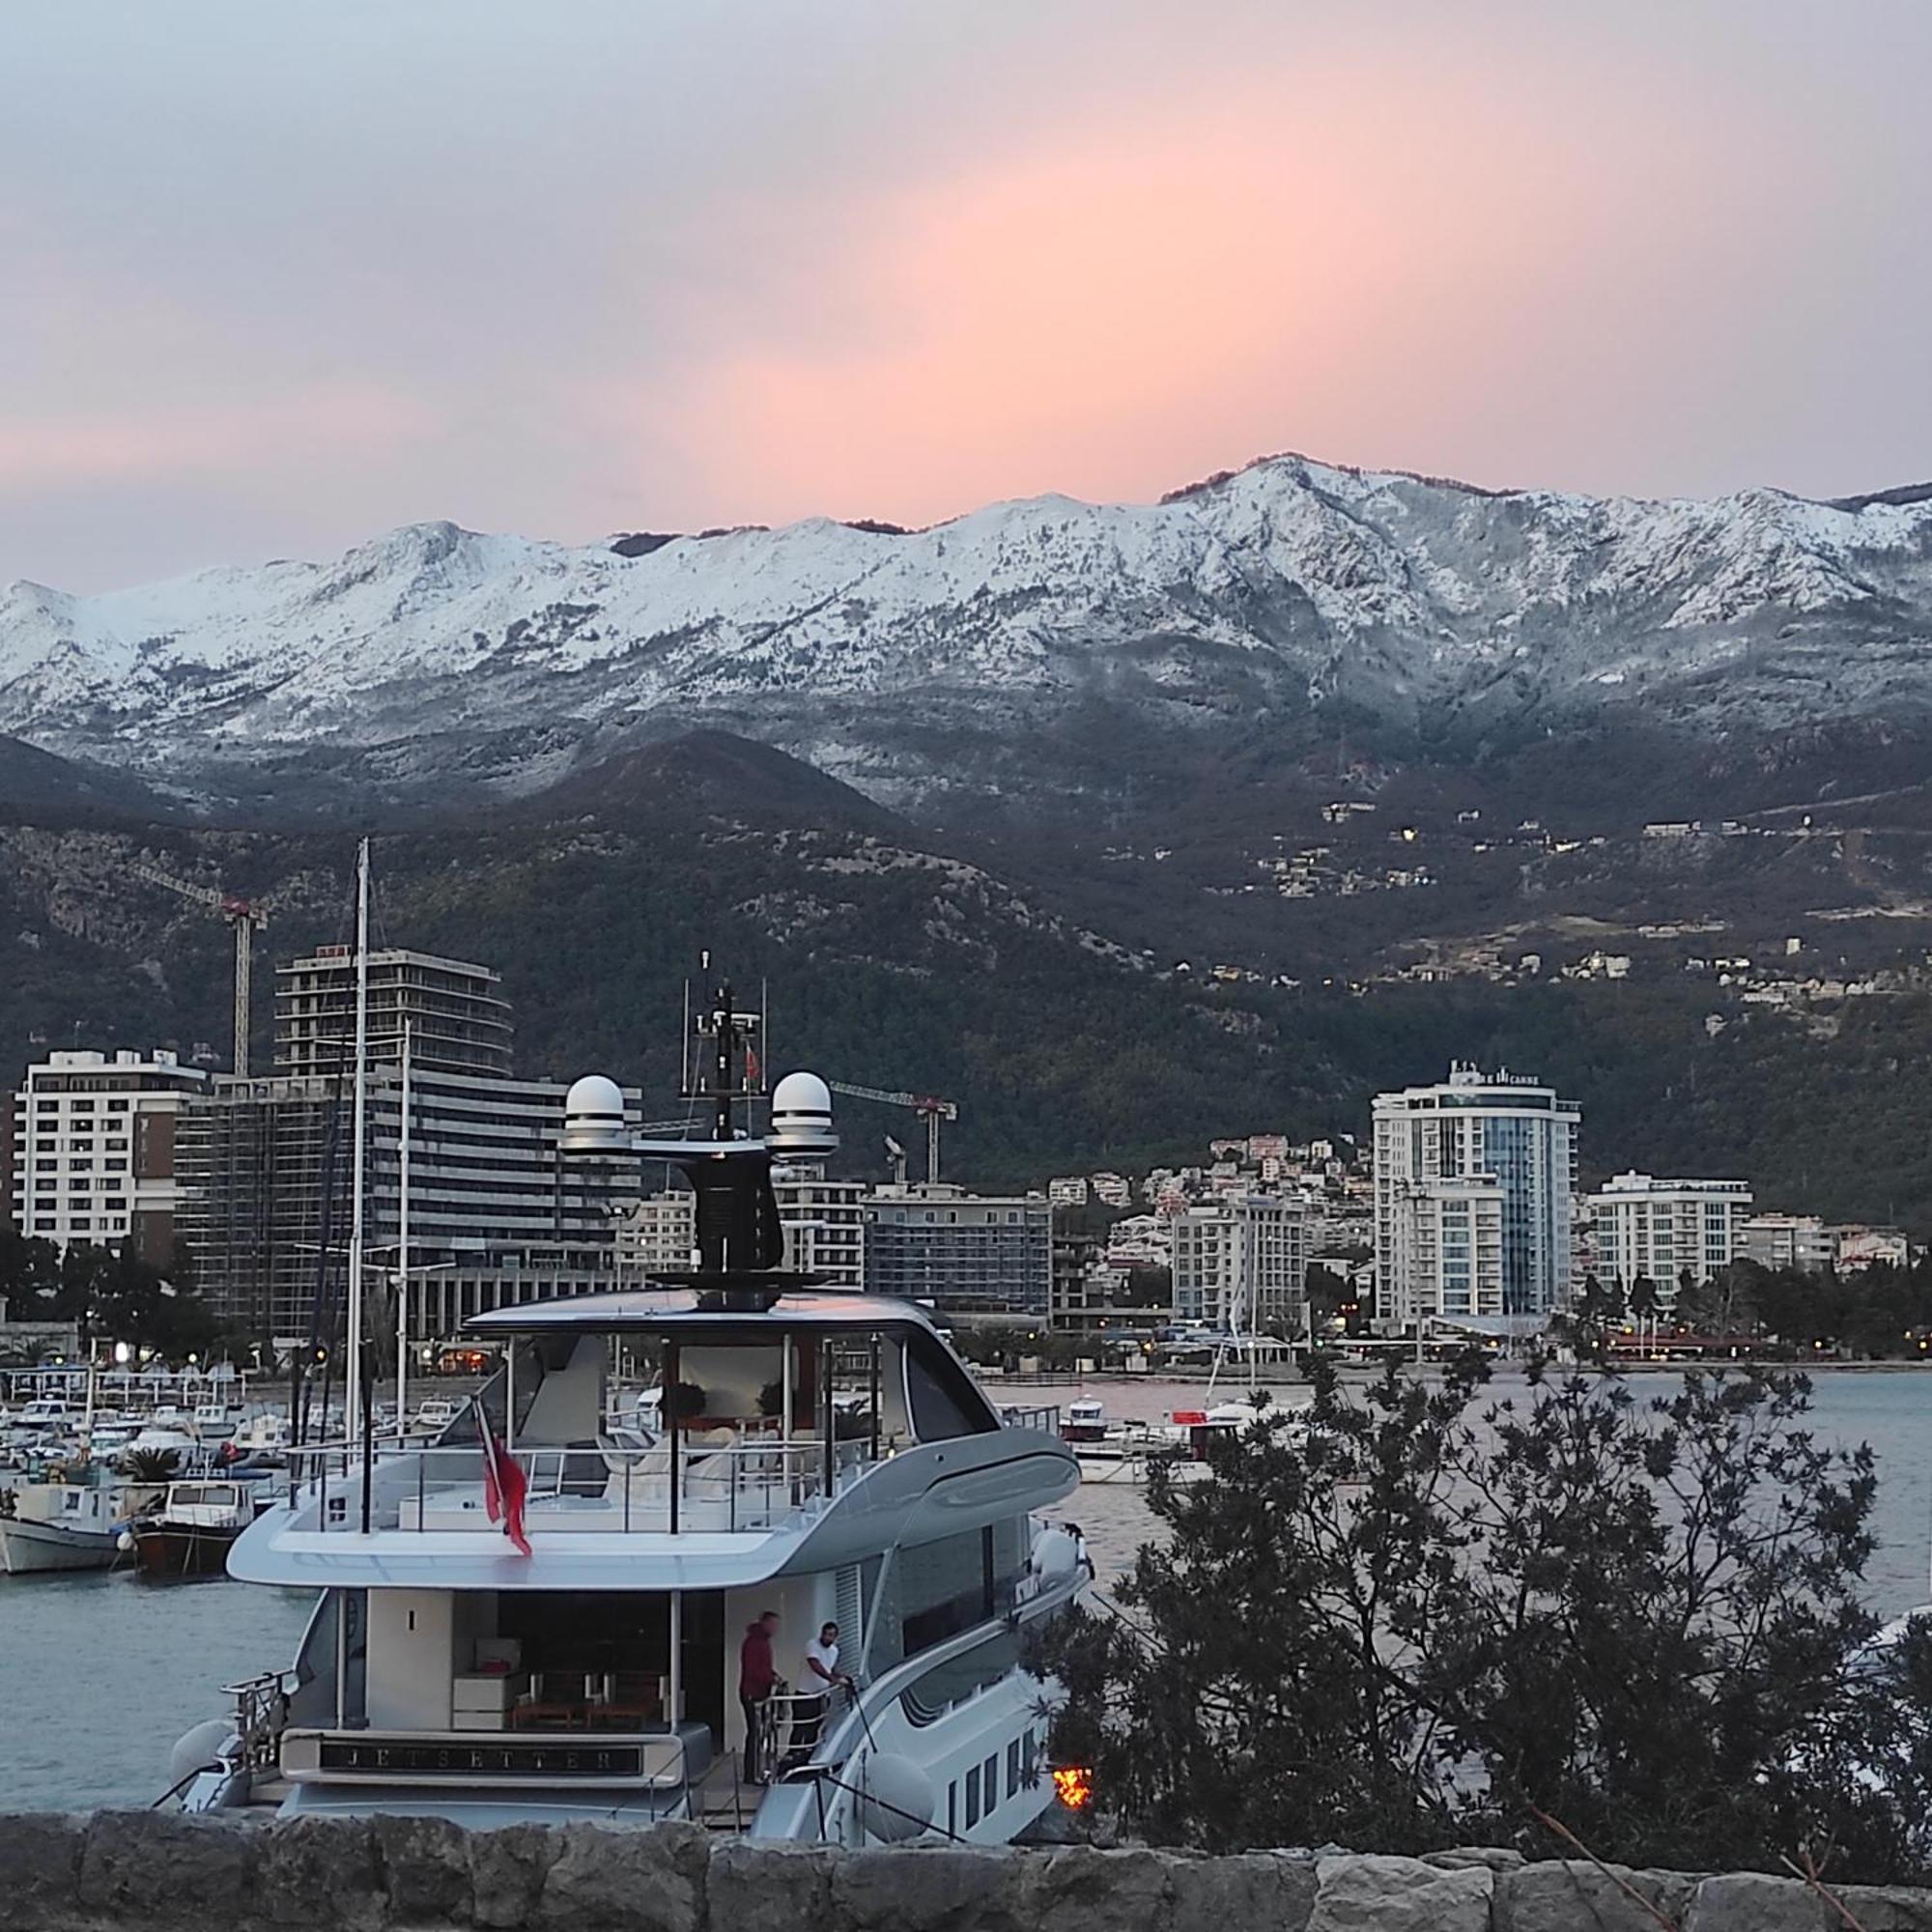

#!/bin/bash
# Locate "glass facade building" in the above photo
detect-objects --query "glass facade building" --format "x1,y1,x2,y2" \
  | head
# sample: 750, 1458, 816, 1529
1374, 1065, 1581, 1329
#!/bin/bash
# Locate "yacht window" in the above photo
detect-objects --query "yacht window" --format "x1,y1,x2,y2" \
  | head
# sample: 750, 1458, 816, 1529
903, 1344, 981, 1442
982, 1753, 999, 1810
948, 1781, 957, 1836
1007, 1737, 1021, 1795
965, 1765, 980, 1828
494, 1591, 673, 1723
877, 1530, 1006, 1662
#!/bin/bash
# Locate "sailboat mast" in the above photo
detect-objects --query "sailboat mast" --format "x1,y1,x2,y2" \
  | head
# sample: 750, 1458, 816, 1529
395, 1015, 412, 1432
346, 837, 371, 1444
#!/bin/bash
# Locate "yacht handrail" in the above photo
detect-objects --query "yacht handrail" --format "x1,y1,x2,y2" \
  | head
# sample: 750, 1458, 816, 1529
282, 1431, 880, 1535
224, 1668, 291, 1774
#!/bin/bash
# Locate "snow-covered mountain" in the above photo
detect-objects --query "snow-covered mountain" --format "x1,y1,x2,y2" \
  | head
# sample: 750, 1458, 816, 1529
5, 455, 1931, 810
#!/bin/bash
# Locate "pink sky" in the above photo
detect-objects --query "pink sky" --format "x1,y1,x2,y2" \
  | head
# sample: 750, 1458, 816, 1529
2, 3, 1926, 588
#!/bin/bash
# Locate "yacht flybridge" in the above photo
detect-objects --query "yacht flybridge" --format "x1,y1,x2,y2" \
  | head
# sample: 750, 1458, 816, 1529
176, 974, 1089, 1845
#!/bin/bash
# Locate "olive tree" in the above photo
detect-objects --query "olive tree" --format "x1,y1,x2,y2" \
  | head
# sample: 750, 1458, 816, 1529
1034, 1359, 1917, 1877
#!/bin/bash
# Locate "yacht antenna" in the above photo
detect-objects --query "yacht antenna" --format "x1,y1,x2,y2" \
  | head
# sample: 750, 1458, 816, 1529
681, 959, 765, 1143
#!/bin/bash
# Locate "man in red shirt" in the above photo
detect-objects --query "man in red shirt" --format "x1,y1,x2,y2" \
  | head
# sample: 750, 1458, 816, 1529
738, 1609, 780, 1782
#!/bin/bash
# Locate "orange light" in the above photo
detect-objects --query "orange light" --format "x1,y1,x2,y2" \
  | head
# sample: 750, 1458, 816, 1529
1052, 1765, 1094, 1811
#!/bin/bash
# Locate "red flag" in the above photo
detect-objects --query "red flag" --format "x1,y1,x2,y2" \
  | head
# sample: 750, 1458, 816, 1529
477, 1403, 531, 1556
745, 1042, 760, 1087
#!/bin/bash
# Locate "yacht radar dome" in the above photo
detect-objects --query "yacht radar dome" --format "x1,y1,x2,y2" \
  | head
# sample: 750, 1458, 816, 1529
561, 1073, 629, 1153
769, 1070, 837, 1156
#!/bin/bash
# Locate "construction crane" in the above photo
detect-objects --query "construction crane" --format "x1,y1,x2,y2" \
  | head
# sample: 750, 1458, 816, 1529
131, 864, 270, 1078
827, 1082, 958, 1184
883, 1135, 909, 1187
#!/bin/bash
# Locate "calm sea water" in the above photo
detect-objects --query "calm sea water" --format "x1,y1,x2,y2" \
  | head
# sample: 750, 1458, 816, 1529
3, 1369, 1927, 1811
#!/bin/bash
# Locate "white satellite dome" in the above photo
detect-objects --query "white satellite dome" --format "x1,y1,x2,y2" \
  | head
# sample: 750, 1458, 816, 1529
769, 1070, 837, 1156
562, 1073, 629, 1153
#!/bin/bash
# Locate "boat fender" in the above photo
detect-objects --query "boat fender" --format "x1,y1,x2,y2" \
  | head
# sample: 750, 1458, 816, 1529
855, 1752, 935, 1843
116, 1530, 136, 1552
169, 1719, 232, 1790
1029, 1523, 1084, 1586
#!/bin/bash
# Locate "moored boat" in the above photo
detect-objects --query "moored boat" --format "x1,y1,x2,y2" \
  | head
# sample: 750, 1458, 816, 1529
0, 1474, 166, 1575
1061, 1397, 1108, 1444
127, 1479, 260, 1578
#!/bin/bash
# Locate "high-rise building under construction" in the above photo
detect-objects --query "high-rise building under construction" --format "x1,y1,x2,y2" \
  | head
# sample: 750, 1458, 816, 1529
174, 947, 639, 1342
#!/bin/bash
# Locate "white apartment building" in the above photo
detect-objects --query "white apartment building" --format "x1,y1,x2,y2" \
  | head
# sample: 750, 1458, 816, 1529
1171, 1193, 1310, 1334
1737, 1214, 1841, 1273
8, 1050, 211, 1259
773, 1164, 866, 1292
615, 1169, 867, 1291
1374, 1065, 1581, 1330
616, 1190, 698, 1277
1586, 1173, 1752, 1301
1047, 1178, 1090, 1207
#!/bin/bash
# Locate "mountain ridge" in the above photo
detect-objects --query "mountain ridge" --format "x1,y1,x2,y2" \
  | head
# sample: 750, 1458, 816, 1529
6, 451, 1932, 817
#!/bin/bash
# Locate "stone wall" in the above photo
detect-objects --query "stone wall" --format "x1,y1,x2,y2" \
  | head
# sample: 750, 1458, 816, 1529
4, 1814, 1932, 1932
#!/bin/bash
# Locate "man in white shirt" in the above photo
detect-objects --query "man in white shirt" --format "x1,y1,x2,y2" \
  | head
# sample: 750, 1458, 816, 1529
791, 1620, 850, 1754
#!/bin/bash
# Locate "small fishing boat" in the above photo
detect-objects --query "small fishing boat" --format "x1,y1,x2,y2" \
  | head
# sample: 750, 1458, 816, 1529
124, 1479, 261, 1578
0, 1472, 165, 1575
1061, 1397, 1108, 1444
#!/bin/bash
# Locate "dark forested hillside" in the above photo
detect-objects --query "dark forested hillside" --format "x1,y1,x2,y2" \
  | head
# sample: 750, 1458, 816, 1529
3, 730, 1931, 1227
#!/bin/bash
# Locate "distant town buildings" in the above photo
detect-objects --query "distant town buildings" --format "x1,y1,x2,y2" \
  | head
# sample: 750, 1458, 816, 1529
1585, 1173, 1753, 1301
1737, 1214, 1839, 1274
1171, 1194, 1310, 1335
8, 1049, 211, 1261
863, 1183, 1051, 1316
1374, 1065, 1581, 1330
1735, 1214, 1915, 1275
616, 1190, 696, 1277
772, 1163, 867, 1292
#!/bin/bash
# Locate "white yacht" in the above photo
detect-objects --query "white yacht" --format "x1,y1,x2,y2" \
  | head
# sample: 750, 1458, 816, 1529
175, 978, 1090, 1846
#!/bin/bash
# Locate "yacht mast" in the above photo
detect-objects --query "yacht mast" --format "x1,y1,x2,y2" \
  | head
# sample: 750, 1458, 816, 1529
346, 838, 371, 1444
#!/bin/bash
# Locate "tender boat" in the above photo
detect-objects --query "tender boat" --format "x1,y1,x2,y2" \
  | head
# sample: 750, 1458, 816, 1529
1061, 1398, 1108, 1444
0, 1472, 166, 1574
127, 1479, 260, 1577
173, 978, 1092, 1846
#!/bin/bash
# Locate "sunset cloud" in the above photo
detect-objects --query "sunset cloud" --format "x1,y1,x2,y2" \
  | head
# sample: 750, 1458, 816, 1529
1, 3, 1926, 588
0, 387, 436, 492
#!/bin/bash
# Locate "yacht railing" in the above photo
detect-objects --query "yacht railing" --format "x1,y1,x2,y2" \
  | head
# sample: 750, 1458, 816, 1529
286, 1432, 879, 1536
225, 1668, 292, 1774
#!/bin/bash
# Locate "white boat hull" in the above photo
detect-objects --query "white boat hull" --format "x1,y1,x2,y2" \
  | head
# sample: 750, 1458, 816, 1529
0, 1515, 125, 1575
